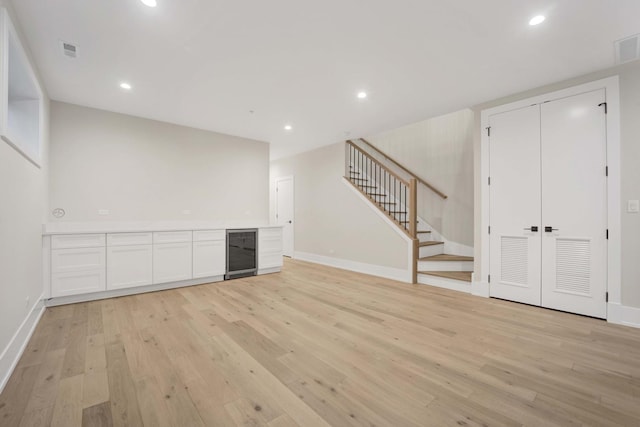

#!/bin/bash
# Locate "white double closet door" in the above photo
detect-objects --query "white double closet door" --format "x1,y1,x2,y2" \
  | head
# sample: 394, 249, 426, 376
489, 89, 608, 318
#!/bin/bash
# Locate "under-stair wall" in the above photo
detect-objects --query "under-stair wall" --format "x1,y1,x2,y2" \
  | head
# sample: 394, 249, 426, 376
270, 142, 410, 281
366, 109, 474, 247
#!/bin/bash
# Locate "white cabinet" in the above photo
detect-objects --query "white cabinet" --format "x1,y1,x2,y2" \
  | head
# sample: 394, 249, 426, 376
193, 230, 225, 279
258, 228, 283, 270
51, 246, 106, 297
106, 233, 153, 290
153, 242, 192, 284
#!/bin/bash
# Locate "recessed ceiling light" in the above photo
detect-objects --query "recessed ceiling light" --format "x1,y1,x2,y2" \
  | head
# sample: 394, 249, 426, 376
357, 91, 368, 99
120, 82, 132, 90
529, 15, 545, 26
284, 125, 292, 131
140, 0, 157, 7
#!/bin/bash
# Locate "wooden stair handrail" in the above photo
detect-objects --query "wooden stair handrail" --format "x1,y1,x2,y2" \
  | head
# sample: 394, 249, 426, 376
346, 140, 409, 186
357, 138, 448, 199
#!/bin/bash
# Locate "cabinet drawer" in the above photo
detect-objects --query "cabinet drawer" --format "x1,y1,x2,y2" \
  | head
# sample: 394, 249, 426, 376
52, 247, 106, 273
51, 269, 106, 297
259, 228, 282, 239
153, 231, 192, 244
107, 232, 153, 247
193, 230, 225, 242
52, 234, 105, 249
259, 235, 283, 253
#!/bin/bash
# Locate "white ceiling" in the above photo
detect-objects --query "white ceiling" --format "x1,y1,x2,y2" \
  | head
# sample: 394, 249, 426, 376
10, 0, 640, 159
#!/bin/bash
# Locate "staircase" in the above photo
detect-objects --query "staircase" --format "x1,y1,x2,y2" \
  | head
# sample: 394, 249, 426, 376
345, 139, 473, 290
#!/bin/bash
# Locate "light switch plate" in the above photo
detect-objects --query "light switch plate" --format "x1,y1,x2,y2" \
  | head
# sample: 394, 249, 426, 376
98, 209, 110, 215
628, 200, 640, 213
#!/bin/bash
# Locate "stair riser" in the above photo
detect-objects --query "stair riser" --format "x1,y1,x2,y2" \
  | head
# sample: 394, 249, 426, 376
417, 233, 432, 243
417, 260, 474, 272
417, 274, 471, 293
419, 244, 444, 258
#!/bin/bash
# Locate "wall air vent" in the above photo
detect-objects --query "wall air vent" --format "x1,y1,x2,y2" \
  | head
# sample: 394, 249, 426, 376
60, 41, 78, 58
615, 34, 639, 64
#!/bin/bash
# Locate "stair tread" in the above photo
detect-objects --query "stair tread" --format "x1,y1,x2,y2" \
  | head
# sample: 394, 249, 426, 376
367, 193, 386, 197
359, 185, 377, 188
350, 178, 368, 181
418, 271, 472, 282
419, 241, 444, 247
419, 254, 474, 262
378, 202, 397, 205
416, 230, 431, 234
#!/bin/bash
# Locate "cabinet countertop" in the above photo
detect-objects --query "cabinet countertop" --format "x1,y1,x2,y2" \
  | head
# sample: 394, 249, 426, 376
43, 221, 283, 236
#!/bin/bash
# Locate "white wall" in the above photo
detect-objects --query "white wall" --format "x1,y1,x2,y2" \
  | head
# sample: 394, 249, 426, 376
473, 60, 640, 309
49, 102, 270, 223
270, 142, 408, 272
0, 0, 49, 390
367, 109, 474, 246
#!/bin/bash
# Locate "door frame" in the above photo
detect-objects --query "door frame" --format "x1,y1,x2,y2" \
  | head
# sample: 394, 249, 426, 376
477, 76, 621, 321
275, 175, 294, 257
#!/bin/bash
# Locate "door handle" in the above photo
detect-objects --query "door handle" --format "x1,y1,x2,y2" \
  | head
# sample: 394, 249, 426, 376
288, 220, 292, 224
544, 226, 559, 232
524, 226, 538, 232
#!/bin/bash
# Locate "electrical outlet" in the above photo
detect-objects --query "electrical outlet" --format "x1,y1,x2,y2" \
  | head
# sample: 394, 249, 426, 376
25, 296, 30, 308
182, 210, 191, 215
628, 200, 640, 213
98, 209, 110, 216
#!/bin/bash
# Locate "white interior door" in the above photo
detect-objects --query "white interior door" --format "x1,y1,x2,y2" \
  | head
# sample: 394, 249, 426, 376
275, 176, 294, 257
540, 89, 608, 318
489, 105, 542, 306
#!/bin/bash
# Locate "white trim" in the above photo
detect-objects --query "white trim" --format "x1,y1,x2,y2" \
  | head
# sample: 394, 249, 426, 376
294, 251, 411, 283
0, 295, 45, 394
417, 273, 471, 293
274, 175, 295, 257
479, 76, 621, 319
46, 275, 224, 307
608, 303, 640, 328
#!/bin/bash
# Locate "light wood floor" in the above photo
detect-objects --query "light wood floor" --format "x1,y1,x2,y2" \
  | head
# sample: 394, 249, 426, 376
2, 259, 640, 426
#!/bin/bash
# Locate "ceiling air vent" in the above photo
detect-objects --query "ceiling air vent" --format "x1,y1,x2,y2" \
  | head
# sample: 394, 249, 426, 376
60, 41, 78, 58
615, 34, 639, 65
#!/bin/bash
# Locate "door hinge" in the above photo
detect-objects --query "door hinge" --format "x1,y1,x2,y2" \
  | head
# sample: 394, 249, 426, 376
606, 229, 609, 239
488, 176, 491, 185
488, 274, 491, 283
598, 102, 608, 114
606, 292, 609, 302
488, 226, 491, 234
606, 166, 609, 176
486, 126, 491, 137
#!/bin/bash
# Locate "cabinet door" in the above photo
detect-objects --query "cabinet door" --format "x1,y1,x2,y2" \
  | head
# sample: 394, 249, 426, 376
258, 228, 283, 269
193, 240, 225, 278
153, 242, 192, 284
107, 245, 153, 290
488, 105, 542, 306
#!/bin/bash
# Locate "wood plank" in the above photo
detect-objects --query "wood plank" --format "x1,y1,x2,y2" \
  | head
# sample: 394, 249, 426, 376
82, 401, 113, 427
420, 254, 474, 262
2, 258, 640, 426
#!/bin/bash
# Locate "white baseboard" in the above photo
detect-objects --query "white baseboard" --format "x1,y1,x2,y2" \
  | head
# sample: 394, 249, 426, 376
294, 251, 410, 283
0, 295, 46, 394
608, 303, 640, 328
46, 275, 226, 307
471, 275, 490, 297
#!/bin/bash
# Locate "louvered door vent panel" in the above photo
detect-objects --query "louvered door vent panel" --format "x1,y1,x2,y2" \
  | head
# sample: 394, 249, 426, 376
556, 238, 591, 295
500, 236, 528, 285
